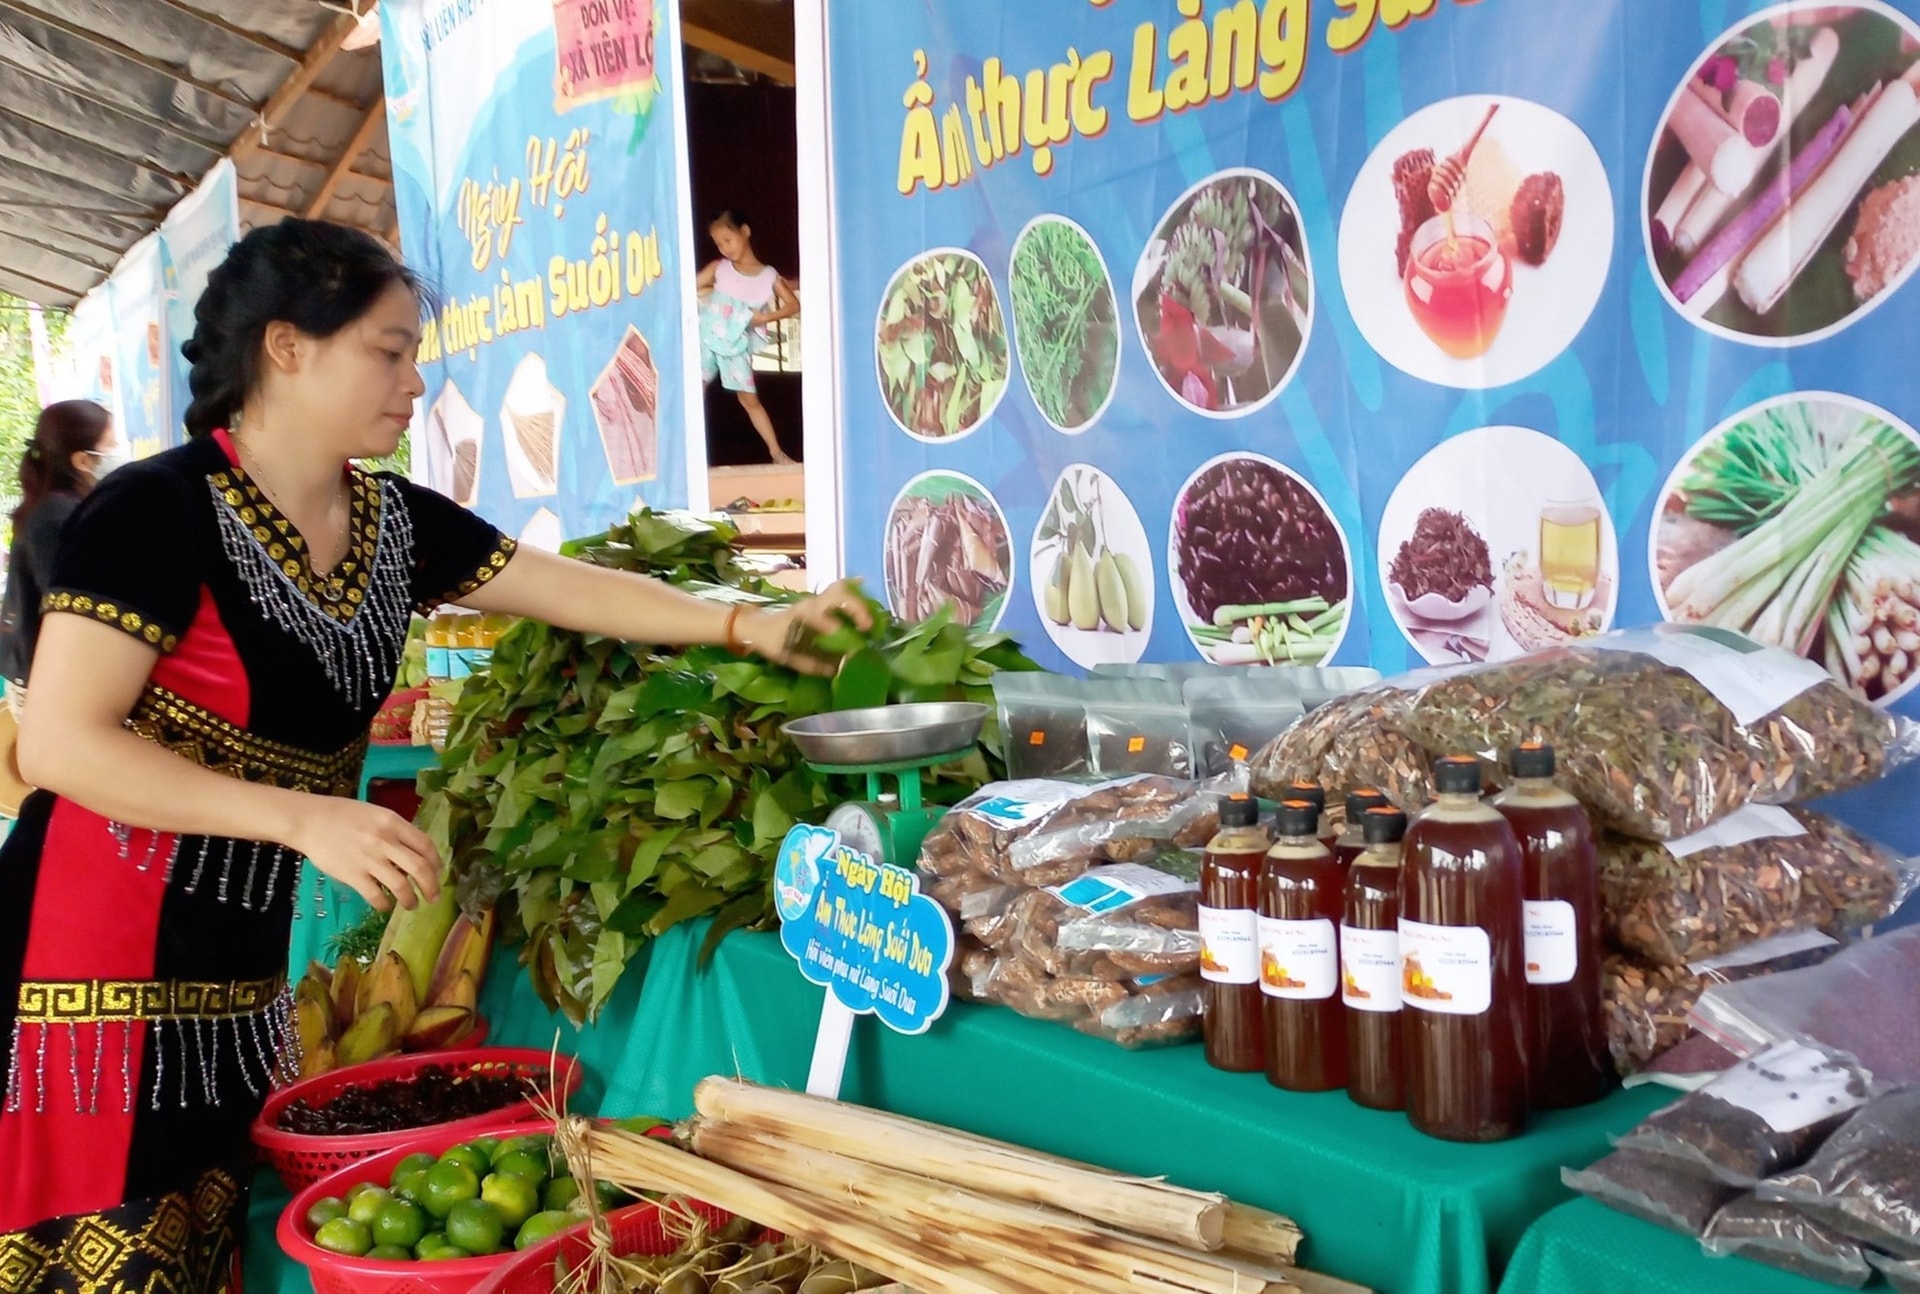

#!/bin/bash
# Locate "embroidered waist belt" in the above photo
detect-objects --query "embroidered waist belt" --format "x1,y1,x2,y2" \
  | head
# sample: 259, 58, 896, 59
16, 975, 286, 1024
125, 686, 365, 797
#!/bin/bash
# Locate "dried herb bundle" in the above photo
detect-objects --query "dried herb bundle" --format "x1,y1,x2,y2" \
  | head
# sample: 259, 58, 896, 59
1389, 508, 1493, 602
1247, 684, 1435, 810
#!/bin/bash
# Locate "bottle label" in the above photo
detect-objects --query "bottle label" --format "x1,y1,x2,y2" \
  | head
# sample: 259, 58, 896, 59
1256, 917, 1337, 1000
1197, 905, 1259, 985
1340, 924, 1400, 1012
1522, 900, 1578, 985
1397, 918, 1493, 1015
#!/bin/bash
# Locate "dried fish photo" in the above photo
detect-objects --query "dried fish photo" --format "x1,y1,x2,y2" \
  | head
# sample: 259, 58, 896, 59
874, 248, 1009, 441
1170, 453, 1350, 666
883, 472, 1013, 629
1652, 393, 1920, 705
1030, 463, 1154, 668
1131, 169, 1311, 417
1380, 427, 1617, 665
1009, 215, 1121, 433
1339, 95, 1613, 389
1645, 3, 1920, 343
500, 351, 563, 498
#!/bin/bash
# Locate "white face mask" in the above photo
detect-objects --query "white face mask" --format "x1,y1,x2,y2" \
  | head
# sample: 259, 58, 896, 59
85, 443, 131, 481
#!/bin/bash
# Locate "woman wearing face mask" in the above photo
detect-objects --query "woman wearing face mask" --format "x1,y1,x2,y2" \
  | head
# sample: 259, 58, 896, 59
0, 400, 122, 711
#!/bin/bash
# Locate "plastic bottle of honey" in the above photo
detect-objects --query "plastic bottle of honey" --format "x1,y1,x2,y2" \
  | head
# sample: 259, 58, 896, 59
1399, 755, 1529, 1142
1344, 806, 1408, 1112
1200, 793, 1268, 1073
1283, 780, 1337, 848
1260, 799, 1347, 1092
1334, 788, 1389, 867
1492, 742, 1611, 1110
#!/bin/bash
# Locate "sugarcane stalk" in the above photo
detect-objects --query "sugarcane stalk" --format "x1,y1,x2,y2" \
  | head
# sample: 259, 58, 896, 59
692, 1077, 1233, 1250
691, 1122, 1294, 1294
1222, 1203, 1306, 1263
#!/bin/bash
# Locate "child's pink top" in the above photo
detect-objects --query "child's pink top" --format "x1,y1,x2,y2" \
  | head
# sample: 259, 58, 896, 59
715, 260, 778, 309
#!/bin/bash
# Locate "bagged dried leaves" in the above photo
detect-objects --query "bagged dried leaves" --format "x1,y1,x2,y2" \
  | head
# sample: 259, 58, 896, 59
1602, 936, 1842, 1077
1599, 807, 1905, 966
1393, 631, 1906, 840
1248, 680, 1439, 811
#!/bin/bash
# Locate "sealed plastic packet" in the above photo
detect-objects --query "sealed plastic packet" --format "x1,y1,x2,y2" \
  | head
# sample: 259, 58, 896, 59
1074, 975, 1204, 1049
1691, 926, 1920, 1087
1759, 1087, 1920, 1259
1004, 854, 1201, 980
1394, 628, 1911, 840
993, 672, 1092, 780
1701, 1196, 1874, 1287
1083, 679, 1197, 778
1871, 1251, 1920, 1293
1598, 807, 1911, 966
1247, 675, 1444, 811
1182, 674, 1307, 776
1613, 1041, 1870, 1185
1563, 1150, 1743, 1237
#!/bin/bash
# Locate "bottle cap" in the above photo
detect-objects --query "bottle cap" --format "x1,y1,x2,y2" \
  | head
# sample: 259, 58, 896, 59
1362, 806, 1409, 845
1218, 793, 1259, 828
1345, 787, 1388, 821
1273, 799, 1320, 838
1509, 741, 1556, 779
1433, 755, 1483, 796
1285, 780, 1327, 811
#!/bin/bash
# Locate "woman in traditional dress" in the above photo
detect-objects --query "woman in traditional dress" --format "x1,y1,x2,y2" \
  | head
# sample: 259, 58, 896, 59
0, 219, 866, 1291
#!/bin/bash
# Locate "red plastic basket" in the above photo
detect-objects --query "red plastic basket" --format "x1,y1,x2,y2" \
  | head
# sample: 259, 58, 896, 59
472, 1196, 737, 1294
371, 687, 426, 745
253, 1046, 583, 1193
278, 1116, 553, 1294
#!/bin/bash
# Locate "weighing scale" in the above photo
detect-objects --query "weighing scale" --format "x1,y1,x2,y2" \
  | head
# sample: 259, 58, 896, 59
780, 701, 987, 1096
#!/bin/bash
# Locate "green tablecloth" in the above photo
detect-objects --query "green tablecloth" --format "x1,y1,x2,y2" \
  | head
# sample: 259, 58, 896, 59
248, 919, 1668, 1294
1500, 1199, 1844, 1294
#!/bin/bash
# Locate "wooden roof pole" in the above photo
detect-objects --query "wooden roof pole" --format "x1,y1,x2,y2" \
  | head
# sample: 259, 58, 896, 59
306, 97, 385, 218
683, 21, 796, 84
229, 12, 357, 161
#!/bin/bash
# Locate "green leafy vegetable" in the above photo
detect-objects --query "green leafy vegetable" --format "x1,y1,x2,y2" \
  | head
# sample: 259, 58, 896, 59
875, 253, 1009, 439
420, 509, 1039, 1023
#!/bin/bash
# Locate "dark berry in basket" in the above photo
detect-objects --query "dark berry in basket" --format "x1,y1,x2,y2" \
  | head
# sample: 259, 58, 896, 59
277, 1064, 534, 1135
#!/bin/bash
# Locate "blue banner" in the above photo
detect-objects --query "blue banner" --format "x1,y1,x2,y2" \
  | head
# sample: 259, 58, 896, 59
380, 0, 703, 547
106, 236, 167, 461
828, 0, 1920, 846
158, 160, 239, 449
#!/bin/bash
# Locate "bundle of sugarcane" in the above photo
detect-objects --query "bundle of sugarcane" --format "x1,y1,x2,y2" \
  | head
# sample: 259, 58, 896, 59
554, 1077, 1367, 1294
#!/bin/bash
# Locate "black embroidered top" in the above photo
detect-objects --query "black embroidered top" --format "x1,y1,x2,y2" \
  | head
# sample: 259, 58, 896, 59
0, 428, 515, 1255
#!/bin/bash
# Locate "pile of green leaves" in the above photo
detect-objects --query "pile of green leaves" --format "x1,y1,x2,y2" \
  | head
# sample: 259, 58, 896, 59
418, 509, 1038, 1024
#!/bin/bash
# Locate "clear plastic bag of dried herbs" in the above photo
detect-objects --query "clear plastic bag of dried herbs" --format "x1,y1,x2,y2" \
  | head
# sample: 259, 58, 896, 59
1002, 853, 1201, 981
1598, 807, 1911, 966
994, 672, 1092, 780
1702, 1197, 1874, 1287
1759, 1087, 1920, 1260
1563, 1150, 1743, 1237
1247, 679, 1440, 811
1392, 633, 1911, 840
1614, 1041, 1871, 1185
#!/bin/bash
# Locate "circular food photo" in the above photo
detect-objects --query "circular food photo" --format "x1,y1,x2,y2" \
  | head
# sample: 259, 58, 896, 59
1009, 215, 1121, 433
1169, 454, 1350, 666
1029, 464, 1154, 668
1131, 169, 1313, 418
1652, 392, 1920, 705
884, 471, 1013, 630
874, 248, 1010, 442
1380, 427, 1618, 665
1644, 3, 1920, 345
1339, 95, 1613, 389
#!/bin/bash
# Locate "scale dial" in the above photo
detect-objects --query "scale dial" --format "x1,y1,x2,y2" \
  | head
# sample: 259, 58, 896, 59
826, 802, 890, 863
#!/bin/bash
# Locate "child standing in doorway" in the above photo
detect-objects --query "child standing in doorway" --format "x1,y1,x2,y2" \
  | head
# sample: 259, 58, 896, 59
698, 209, 799, 464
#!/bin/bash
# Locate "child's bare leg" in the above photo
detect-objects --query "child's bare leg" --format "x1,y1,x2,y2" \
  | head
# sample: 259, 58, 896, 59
738, 390, 794, 464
